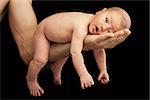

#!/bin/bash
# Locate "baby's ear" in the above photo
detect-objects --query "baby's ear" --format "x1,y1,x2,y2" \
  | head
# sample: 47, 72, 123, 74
102, 8, 107, 11
96, 8, 107, 14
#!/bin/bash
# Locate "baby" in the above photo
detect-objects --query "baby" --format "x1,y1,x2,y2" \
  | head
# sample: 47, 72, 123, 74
26, 7, 131, 96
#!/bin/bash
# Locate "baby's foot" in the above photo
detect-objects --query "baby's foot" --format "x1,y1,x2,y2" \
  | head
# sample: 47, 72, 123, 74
27, 80, 44, 96
53, 76, 62, 85
50, 66, 62, 85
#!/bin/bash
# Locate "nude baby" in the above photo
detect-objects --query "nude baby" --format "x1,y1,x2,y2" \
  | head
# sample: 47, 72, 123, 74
26, 7, 131, 96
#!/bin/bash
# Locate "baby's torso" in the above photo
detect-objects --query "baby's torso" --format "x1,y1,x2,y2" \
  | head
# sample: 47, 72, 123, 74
41, 12, 92, 43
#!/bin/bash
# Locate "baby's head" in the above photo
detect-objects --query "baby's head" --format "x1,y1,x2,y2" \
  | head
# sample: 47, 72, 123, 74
89, 7, 131, 35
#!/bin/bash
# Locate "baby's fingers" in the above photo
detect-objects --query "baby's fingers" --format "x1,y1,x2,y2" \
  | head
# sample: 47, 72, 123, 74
100, 78, 109, 84
98, 73, 103, 81
103, 79, 108, 84
100, 79, 104, 84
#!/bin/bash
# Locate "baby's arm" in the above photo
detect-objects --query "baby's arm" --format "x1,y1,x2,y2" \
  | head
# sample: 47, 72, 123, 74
93, 49, 109, 84
70, 25, 94, 89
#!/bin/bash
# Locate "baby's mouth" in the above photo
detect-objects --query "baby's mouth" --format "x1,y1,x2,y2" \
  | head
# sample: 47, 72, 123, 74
96, 26, 99, 32
94, 26, 102, 35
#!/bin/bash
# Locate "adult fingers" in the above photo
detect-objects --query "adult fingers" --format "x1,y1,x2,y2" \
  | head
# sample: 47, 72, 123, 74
96, 33, 114, 43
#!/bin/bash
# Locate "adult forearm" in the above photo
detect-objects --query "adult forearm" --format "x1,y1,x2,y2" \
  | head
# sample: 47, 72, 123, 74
0, 0, 9, 15
0, 0, 9, 22
83, 34, 103, 51
49, 34, 106, 62
49, 31, 130, 62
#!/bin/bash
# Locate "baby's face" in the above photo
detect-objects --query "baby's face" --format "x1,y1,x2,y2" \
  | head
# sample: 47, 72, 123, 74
89, 9, 123, 35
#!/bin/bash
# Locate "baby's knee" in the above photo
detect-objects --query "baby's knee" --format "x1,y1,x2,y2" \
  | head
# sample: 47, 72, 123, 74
32, 57, 48, 68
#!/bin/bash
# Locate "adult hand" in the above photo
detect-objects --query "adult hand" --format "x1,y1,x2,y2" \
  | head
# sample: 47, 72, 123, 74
83, 28, 131, 51
102, 28, 131, 49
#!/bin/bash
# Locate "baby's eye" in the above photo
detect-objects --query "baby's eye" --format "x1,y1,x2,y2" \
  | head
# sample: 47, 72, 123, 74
105, 17, 109, 23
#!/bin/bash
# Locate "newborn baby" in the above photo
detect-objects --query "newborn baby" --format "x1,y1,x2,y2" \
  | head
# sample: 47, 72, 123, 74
26, 7, 131, 96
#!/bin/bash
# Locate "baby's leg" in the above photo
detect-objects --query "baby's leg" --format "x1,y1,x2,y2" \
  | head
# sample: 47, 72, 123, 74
50, 56, 69, 85
26, 29, 50, 96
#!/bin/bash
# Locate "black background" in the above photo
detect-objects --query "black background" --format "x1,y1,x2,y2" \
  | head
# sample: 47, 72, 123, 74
1, 0, 149, 99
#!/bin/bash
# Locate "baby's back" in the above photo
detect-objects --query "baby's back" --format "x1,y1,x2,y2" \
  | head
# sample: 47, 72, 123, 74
40, 12, 92, 43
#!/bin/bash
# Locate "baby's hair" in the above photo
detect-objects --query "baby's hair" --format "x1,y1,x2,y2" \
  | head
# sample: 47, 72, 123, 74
107, 7, 131, 29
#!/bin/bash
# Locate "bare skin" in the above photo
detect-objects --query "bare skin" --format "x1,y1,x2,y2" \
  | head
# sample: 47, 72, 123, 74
7, 0, 131, 64
27, 7, 131, 96
90, 7, 131, 84
2, 0, 131, 96
0, 0, 9, 22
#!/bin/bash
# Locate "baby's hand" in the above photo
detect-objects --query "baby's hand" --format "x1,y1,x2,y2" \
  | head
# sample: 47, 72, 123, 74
80, 72, 94, 89
98, 70, 109, 84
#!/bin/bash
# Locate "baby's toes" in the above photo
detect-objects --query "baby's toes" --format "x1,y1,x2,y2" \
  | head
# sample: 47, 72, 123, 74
30, 90, 34, 96
31, 89, 43, 96
90, 78, 94, 85
32, 90, 37, 96
90, 81, 94, 86
81, 82, 85, 90
35, 90, 39, 96
39, 87, 44, 94
36, 90, 41, 96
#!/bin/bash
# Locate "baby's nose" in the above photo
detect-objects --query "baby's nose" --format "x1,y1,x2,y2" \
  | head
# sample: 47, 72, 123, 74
101, 25, 110, 32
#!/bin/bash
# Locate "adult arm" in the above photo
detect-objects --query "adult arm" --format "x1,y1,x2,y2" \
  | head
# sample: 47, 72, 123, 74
0, 0, 9, 22
49, 29, 131, 62
7, 0, 131, 64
